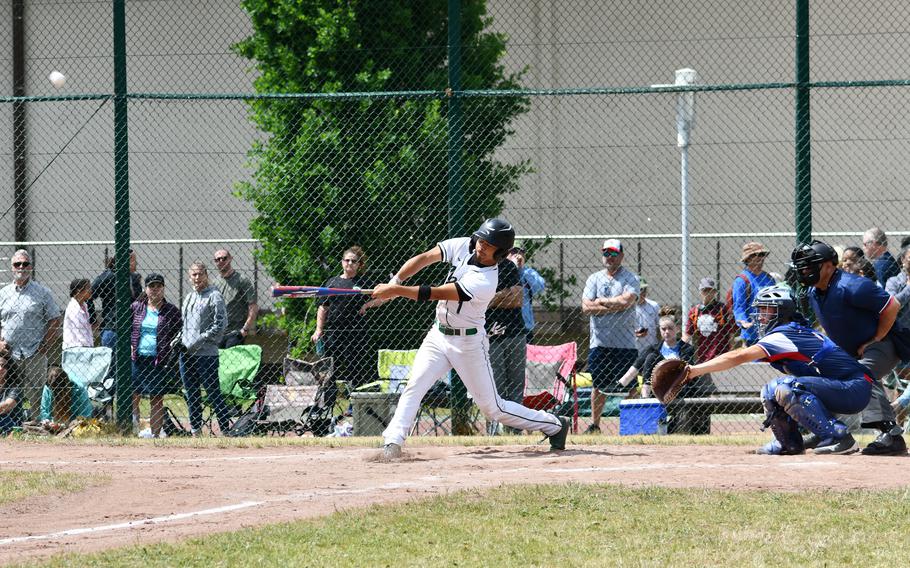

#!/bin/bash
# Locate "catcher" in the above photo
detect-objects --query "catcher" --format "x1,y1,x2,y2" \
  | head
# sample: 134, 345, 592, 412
653, 285, 872, 455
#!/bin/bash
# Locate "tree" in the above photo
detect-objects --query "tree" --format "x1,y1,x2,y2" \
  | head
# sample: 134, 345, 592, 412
234, 0, 529, 352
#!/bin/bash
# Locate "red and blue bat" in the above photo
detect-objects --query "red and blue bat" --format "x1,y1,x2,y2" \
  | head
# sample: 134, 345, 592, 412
271, 285, 375, 299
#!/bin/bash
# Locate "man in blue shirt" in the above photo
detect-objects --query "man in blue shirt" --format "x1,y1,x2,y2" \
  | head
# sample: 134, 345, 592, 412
791, 240, 907, 455
689, 286, 872, 455
507, 247, 546, 343
863, 227, 900, 288
732, 242, 776, 346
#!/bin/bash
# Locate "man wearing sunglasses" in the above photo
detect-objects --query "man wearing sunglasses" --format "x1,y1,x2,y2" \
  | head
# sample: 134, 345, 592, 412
581, 239, 641, 433
212, 249, 258, 349
0, 249, 61, 421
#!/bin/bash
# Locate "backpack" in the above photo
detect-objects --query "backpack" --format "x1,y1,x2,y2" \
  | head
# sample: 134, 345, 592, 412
724, 273, 751, 316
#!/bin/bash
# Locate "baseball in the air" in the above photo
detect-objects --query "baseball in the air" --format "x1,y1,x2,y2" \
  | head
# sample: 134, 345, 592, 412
49, 71, 66, 88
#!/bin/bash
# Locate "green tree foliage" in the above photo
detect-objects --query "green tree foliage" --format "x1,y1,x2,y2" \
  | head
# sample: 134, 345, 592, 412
234, 0, 529, 349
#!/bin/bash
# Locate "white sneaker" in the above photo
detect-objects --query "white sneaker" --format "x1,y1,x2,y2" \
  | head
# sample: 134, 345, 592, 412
138, 427, 154, 439
380, 443, 402, 461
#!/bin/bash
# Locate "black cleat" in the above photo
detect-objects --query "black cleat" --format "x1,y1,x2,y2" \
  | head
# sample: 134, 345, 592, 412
813, 434, 859, 455
802, 433, 820, 449
861, 432, 908, 456
549, 417, 570, 451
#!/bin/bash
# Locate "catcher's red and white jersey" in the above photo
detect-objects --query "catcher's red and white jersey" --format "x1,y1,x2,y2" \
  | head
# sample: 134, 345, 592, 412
435, 237, 497, 329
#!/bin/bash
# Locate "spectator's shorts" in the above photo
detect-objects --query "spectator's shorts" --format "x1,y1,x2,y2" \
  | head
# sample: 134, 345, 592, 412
588, 347, 638, 392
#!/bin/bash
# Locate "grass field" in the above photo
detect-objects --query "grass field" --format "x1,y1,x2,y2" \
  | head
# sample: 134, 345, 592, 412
0, 471, 107, 506
16, 482, 910, 567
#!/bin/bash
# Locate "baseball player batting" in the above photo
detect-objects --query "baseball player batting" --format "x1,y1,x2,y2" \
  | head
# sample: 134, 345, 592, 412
371, 218, 569, 460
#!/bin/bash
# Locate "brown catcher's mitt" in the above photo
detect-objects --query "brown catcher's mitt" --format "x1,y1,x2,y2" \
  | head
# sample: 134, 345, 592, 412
650, 359, 691, 405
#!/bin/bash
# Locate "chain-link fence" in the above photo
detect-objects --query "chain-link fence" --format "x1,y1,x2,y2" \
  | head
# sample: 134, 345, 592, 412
2, 0, 909, 439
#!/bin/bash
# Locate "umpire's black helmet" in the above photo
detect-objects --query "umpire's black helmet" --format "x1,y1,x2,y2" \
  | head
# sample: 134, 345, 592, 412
472, 218, 515, 261
790, 240, 838, 286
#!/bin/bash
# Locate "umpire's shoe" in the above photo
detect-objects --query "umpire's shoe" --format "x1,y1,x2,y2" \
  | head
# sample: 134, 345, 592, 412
549, 417, 570, 451
861, 430, 908, 456
813, 434, 859, 455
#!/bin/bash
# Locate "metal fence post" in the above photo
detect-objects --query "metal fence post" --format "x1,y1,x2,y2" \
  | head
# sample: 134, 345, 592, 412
795, 0, 812, 246
112, 0, 133, 432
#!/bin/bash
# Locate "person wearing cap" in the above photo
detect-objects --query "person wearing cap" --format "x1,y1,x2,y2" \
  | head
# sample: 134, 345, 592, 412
634, 278, 660, 355
732, 242, 776, 346
683, 277, 735, 363
507, 247, 546, 343
130, 273, 182, 438
581, 239, 641, 433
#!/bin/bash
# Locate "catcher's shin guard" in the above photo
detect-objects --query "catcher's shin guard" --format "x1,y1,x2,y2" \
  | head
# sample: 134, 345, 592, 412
761, 382, 804, 454
774, 383, 848, 442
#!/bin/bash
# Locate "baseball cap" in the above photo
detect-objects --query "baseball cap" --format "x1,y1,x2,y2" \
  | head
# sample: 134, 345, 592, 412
602, 239, 623, 254
741, 241, 770, 262
145, 273, 165, 286
698, 277, 717, 290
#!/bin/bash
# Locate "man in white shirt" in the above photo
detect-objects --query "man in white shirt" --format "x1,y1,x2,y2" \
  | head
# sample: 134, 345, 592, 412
372, 219, 569, 460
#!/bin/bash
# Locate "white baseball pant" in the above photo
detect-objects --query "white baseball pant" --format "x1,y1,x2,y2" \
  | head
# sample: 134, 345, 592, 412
382, 326, 562, 446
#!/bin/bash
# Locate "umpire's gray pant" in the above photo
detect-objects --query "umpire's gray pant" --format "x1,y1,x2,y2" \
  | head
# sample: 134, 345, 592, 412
859, 338, 900, 428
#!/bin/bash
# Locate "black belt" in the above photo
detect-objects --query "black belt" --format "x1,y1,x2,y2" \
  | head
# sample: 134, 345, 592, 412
437, 322, 478, 336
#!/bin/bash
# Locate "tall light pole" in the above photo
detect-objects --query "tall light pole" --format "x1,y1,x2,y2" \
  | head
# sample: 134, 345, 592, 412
674, 68, 698, 319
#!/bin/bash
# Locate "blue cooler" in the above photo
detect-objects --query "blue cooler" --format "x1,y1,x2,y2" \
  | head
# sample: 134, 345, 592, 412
619, 398, 667, 436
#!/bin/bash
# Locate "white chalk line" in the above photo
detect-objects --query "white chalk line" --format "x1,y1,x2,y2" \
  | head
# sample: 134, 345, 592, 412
0, 451, 358, 467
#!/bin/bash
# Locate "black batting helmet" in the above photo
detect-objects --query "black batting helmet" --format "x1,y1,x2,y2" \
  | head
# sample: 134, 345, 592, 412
471, 218, 515, 261
790, 240, 838, 286
751, 285, 797, 338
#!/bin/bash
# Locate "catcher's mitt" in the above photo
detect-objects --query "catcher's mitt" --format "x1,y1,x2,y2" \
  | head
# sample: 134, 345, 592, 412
650, 359, 691, 405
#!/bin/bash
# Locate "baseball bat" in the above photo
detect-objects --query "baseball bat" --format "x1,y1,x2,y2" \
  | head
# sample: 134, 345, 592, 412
272, 285, 375, 298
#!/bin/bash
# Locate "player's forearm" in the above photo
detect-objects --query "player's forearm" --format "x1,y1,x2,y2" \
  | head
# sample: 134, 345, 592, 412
375, 283, 460, 302
689, 345, 764, 379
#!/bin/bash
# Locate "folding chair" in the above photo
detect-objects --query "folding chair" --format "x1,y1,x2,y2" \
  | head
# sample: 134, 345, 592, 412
255, 356, 337, 436
60, 346, 113, 419
376, 349, 450, 436
524, 342, 579, 433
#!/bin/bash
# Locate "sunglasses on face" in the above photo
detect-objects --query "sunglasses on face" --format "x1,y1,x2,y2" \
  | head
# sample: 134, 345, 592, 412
12, 261, 30, 268
602, 250, 620, 258
213, 256, 229, 262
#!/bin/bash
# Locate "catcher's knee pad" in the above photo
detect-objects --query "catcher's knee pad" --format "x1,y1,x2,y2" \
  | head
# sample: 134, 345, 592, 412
782, 391, 847, 441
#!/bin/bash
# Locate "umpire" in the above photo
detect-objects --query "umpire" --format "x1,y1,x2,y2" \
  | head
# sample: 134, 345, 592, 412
791, 240, 910, 455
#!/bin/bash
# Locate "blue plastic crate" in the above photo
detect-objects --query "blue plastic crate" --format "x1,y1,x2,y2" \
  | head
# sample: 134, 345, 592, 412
619, 399, 667, 436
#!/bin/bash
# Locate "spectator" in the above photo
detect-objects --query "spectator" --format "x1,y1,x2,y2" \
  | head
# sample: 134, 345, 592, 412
887, 247, 910, 413
89, 249, 142, 351
180, 262, 229, 436
485, 254, 526, 434
40, 365, 92, 424
212, 249, 258, 349
732, 242, 776, 346
792, 240, 909, 455
311, 246, 380, 393
62, 279, 94, 350
620, 315, 714, 400
840, 245, 864, 274
683, 277, 735, 363
863, 227, 900, 287
131, 273, 182, 438
634, 278, 660, 355
855, 258, 879, 284
0, 358, 23, 434
0, 250, 61, 421
581, 239, 640, 434
507, 247, 546, 343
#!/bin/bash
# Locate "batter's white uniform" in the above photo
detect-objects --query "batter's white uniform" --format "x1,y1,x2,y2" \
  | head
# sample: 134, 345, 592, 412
382, 237, 563, 446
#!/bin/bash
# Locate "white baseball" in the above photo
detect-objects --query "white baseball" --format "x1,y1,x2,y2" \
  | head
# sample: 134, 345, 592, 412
49, 71, 66, 88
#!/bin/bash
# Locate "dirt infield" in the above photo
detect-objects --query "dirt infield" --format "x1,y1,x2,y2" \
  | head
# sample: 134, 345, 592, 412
1, 440, 908, 563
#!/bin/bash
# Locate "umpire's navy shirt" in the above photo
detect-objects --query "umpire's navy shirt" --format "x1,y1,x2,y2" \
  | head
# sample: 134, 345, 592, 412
808, 270, 894, 357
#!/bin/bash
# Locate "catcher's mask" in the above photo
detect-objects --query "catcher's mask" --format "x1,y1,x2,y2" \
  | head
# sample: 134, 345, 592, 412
751, 285, 797, 338
470, 218, 515, 262
790, 240, 838, 286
